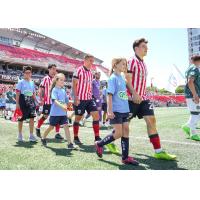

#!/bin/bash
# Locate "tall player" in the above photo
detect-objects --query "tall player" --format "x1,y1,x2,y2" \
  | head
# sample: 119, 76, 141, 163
125, 38, 176, 160
36, 64, 63, 140
72, 55, 101, 144
182, 55, 200, 141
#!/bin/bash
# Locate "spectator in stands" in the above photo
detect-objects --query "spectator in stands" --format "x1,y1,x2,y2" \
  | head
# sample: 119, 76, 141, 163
5, 85, 16, 120
16, 66, 37, 142
36, 64, 63, 139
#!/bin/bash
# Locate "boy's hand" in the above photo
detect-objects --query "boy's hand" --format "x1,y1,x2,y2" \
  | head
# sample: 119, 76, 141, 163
62, 104, 68, 112
107, 111, 115, 119
193, 94, 200, 104
74, 96, 80, 106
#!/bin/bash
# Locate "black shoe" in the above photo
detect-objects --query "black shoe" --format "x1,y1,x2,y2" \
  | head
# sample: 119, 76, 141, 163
67, 143, 78, 150
36, 128, 41, 138
74, 137, 83, 145
55, 133, 64, 140
41, 138, 47, 146
95, 136, 102, 142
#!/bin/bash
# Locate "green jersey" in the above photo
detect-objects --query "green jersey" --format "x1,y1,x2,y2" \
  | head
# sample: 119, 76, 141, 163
184, 65, 200, 98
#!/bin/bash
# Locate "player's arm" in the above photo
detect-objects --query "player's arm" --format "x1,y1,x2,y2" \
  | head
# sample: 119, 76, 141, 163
72, 70, 80, 106
188, 76, 199, 104
54, 100, 68, 111
107, 94, 115, 119
125, 72, 142, 104
15, 84, 21, 109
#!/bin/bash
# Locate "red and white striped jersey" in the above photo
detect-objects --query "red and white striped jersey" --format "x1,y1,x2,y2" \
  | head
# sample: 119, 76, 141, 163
73, 66, 93, 100
40, 75, 52, 104
127, 55, 148, 100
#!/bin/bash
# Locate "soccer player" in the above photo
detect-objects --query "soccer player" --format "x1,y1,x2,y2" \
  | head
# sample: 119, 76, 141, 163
125, 38, 176, 160
16, 66, 37, 142
95, 58, 139, 165
36, 64, 63, 140
41, 73, 77, 149
72, 54, 101, 144
5, 85, 16, 120
182, 55, 200, 141
0, 93, 6, 117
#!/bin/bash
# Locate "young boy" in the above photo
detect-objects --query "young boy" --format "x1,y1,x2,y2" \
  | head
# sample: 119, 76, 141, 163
182, 55, 200, 141
16, 66, 37, 142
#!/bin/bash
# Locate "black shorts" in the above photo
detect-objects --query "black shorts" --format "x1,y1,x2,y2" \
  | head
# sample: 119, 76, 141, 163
19, 94, 36, 121
0, 106, 5, 110
49, 116, 68, 126
128, 100, 154, 120
110, 112, 129, 124
102, 103, 107, 112
74, 100, 97, 116
42, 104, 51, 115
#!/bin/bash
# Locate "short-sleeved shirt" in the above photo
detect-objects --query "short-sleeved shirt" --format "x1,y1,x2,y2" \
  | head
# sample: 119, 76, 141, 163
185, 65, 200, 98
127, 55, 148, 100
92, 79, 100, 99
16, 79, 35, 96
50, 87, 69, 116
107, 73, 129, 113
102, 87, 107, 103
40, 75, 52, 105
0, 97, 6, 106
73, 66, 93, 100
6, 91, 16, 104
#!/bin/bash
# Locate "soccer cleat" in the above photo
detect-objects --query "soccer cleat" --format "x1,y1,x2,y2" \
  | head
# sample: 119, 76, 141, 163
122, 156, 139, 166
190, 134, 200, 141
55, 133, 64, 140
74, 137, 83, 145
95, 136, 102, 142
29, 134, 37, 142
105, 143, 120, 154
36, 128, 41, 138
181, 124, 190, 137
67, 143, 78, 150
94, 141, 103, 158
41, 138, 47, 146
154, 151, 176, 160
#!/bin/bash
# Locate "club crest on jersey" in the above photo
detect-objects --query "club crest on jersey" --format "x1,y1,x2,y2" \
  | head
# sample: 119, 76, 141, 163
118, 91, 128, 100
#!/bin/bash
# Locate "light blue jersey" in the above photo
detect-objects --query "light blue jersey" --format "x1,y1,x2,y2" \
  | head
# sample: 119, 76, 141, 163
107, 73, 129, 113
16, 79, 35, 96
50, 87, 69, 116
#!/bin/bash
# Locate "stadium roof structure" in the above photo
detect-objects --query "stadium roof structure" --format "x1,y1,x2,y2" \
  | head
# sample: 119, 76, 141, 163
0, 28, 103, 64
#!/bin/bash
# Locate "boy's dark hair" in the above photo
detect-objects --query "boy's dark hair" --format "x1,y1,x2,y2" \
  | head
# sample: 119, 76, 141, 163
23, 66, 32, 73
48, 64, 57, 69
84, 54, 94, 60
191, 55, 200, 62
133, 38, 148, 52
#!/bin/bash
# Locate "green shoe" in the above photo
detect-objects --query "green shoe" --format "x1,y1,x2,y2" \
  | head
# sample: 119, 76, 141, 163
181, 124, 190, 138
190, 134, 200, 141
154, 151, 177, 161
105, 143, 120, 154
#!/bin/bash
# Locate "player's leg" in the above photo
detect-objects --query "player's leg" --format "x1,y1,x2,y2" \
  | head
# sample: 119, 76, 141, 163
55, 124, 63, 140
18, 119, 24, 142
121, 120, 139, 165
142, 101, 176, 160
29, 117, 37, 142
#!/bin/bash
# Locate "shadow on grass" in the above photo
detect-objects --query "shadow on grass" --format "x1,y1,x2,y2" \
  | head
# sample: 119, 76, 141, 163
98, 159, 146, 170
135, 153, 187, 170
46, 138, 66, 144
14, 141, 37, 148
45, 146, 73, 157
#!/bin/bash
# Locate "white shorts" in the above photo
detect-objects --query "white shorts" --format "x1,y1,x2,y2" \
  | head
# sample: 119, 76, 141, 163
6, 103, 16, 111
186, 98, 200, 113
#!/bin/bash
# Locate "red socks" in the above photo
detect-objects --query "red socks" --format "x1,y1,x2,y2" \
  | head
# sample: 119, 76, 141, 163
55, 124, 60, 133
93, 121, 99, 137
73, 122, 79, 137
149, 133, 161, 150
37, 117, 46, 129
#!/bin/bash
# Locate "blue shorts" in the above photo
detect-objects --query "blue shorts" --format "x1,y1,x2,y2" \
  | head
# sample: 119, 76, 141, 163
110, 112, 129, 124
74, 100, 97, 116
49, 116, 68, 126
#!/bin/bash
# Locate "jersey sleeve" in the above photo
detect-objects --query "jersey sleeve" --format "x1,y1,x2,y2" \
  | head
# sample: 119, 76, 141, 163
73, 68, 80, 79
51, 88, 58, 101
40, 77, 46, 88
187, 68, 198, 79
16, 81, 22, 92
127, 58, 136, 73
107, 77, 116, 95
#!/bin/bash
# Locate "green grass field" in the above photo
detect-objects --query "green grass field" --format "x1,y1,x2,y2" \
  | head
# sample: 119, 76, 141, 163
1, 107, 200, 170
